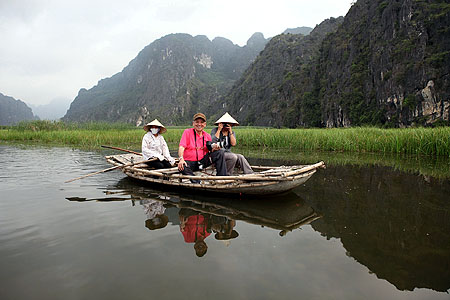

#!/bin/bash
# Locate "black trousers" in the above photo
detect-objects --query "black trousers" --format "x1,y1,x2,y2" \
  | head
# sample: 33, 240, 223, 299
183, 150, 227, 176
146, 159, 172, 169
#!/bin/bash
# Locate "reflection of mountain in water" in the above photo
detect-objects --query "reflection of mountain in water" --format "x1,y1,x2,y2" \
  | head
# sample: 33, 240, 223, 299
301, 165, 450, 292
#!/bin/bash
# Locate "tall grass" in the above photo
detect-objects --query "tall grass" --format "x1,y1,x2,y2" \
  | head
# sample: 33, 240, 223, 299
234, 127, 450, 157
1, 121, 449, 157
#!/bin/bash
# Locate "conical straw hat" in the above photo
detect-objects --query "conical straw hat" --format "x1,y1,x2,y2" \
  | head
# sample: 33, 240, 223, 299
214, 112, 239, 126
143, 119, 167, 134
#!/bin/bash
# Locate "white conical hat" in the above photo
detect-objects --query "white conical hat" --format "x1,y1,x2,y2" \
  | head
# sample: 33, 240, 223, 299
214, 112, 239, 126
143, 119, 167, 134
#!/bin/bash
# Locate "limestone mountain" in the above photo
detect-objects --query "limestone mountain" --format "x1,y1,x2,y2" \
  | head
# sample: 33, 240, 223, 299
218, 17, 344, 126
0, 93, 37, 126
221, 0, 450, 127
63, 33, 268, 125
318, 0, 450, 127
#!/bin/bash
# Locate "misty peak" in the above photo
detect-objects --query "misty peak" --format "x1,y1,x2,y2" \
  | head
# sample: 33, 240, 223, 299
246, 32, 266, 47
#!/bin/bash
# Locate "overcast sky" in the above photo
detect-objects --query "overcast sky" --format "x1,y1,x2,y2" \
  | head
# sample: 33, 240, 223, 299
0, 0, 352, 106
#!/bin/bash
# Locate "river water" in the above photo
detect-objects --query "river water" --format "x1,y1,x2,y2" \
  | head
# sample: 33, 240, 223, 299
0, 145, 449, 299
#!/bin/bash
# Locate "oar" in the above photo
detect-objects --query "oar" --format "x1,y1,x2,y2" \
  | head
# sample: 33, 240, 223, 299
101, 145, 142, 156
64, 158, 156, 183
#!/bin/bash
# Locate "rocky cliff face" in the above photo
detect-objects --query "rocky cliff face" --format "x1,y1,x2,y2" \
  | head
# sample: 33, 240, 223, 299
223, 0, 449, 127
0, 93, 37, 125
63, 33, 267, 125
318, 0, 450, 127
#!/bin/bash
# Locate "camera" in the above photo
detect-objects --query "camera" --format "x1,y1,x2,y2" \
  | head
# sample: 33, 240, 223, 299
206, 140, 224, 152
222, 123, 231, 129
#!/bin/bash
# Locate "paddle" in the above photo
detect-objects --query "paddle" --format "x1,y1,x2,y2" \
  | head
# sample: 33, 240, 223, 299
101, 145, 142, 155
64, 158, 156, 183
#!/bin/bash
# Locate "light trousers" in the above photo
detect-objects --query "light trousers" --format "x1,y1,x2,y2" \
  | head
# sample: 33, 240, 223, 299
224, 151, 253, 175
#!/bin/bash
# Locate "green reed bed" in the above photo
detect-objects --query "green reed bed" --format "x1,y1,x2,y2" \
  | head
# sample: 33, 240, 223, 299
234, 127, 450, 157
1, 121, 449, 157
1, 129, 141, 148
0, 120, 186, 150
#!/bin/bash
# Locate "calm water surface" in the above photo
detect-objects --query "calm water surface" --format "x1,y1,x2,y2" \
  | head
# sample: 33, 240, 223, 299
0, 145, 449, 299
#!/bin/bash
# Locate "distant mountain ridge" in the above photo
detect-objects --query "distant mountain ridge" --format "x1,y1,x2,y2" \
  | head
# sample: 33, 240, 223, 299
63, 33, 268, 125
29, 98, 72, 120
0, 93, 37, 125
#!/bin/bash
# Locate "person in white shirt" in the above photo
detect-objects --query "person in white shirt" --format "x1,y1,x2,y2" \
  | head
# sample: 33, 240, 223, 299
142, 119, 176, 169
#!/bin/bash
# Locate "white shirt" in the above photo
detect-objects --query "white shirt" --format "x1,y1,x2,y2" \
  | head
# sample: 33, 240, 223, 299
141, 132, 175, 165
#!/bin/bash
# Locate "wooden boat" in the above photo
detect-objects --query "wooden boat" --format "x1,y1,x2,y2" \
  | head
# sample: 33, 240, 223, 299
105, 153, 325, 195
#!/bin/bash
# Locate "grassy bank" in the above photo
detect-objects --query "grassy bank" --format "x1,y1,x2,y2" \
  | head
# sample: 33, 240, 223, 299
236, 127, 450, 157
1, 120, 449, 157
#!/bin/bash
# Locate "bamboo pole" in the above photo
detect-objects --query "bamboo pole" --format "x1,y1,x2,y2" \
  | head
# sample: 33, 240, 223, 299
65, 158, 155, 183
125, 166, 295, 181
124, 163, 322, 181
281, 161, 325, 177
168, 173, 295, 181
101, 145, 142, 155
128, 173, 278, 189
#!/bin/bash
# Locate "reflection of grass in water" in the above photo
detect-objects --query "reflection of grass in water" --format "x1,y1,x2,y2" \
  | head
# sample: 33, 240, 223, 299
238, 148, 450, 180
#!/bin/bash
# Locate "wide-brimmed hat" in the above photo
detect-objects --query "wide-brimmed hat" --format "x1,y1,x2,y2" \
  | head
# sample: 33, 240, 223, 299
145, 214, 169, 230
143, 119, 167, 134
214, 230, 239, 240
193, 113, 206, 122
214, 112, 239, 126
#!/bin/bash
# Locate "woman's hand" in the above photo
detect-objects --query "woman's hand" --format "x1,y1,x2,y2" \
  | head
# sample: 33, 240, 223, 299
169, 158, 176, 166
218, 123, 224, 131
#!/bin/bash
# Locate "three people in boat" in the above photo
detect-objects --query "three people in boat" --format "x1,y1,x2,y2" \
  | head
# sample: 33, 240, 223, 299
143, 112, 251, 178
142, 119, 176, 169
177, 113, 227, 182
211, 112, 254, 175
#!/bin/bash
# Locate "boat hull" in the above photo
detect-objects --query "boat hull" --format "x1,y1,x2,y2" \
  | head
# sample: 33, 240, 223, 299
123, 169, 316, 195
106, 154, 324, 196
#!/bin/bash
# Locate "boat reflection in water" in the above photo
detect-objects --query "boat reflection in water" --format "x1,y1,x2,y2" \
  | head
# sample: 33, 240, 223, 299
67, 178, 321, 257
